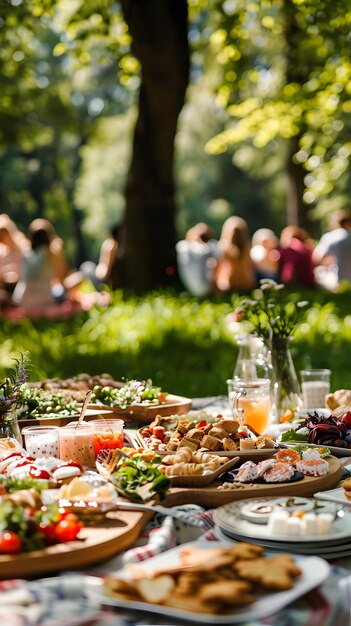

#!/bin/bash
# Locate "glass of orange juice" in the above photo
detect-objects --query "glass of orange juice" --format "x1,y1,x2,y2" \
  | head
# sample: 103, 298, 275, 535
227, 378, 271, 435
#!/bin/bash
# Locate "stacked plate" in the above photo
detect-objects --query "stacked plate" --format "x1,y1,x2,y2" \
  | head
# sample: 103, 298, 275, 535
213, 496, 351, 560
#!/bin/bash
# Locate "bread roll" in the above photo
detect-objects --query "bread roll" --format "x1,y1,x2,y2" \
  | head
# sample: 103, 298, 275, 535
200, 434, 222, 451
223, 437, 238, 451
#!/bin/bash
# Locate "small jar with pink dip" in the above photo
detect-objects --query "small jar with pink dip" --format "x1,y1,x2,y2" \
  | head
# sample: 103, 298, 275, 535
58, 421, 95, 468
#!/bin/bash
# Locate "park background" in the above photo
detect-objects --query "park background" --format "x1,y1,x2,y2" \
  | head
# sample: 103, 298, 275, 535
1, 0, 351, 395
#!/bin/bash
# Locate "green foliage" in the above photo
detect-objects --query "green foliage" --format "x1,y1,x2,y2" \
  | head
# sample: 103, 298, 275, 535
206, 0, 351, 211
0, 290, 350, 397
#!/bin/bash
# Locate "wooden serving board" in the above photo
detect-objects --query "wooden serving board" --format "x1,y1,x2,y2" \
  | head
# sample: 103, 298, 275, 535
18, 408, 117, 429
0, 508, 153, 580
163, 456, 342, 508
88, 394, 192, 425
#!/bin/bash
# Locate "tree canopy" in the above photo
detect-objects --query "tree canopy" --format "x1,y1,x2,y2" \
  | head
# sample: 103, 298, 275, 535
1, 0, 351, 287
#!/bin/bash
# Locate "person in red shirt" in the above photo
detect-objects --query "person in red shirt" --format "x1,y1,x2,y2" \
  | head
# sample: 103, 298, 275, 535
279, 226, 315, 288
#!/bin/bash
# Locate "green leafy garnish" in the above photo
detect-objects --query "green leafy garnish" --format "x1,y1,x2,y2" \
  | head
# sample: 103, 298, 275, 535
112, 455, 171, 502
291, 444, 331, 458
0, 475, 49, 493
280, 429, 309, 443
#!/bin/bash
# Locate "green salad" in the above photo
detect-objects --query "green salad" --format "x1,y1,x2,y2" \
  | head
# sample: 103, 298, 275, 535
112, 455, 171, 502
288, 444, 331, 458
91, 379, 167, 409
18, 385, 78, 419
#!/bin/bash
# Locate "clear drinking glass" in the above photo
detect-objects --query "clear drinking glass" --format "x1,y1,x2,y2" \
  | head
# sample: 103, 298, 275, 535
89, 419, 124, 457
300, 369, 331, 409
227, 378, 271, 435
22, 425, 59, 458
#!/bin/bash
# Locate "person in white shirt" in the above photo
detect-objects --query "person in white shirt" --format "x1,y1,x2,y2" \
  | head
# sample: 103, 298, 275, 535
313, 210, 351, 288
176, 223, 220, 296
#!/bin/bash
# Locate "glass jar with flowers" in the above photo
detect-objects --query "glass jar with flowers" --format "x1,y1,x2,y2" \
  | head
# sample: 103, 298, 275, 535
0, 353, 30, 444
233, 280, 308, 422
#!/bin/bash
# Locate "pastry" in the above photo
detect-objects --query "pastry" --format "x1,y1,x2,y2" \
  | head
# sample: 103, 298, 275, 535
295, 458, 329, 476
263, 462, 295, 483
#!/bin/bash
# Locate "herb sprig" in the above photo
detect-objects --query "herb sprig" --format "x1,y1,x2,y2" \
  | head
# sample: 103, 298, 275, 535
0, 352, 30, 416
233, 279, 309, 340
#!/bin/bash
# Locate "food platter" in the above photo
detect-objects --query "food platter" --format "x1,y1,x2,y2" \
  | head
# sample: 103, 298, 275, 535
164, 456, 342, 508
136, 426, 278, 461
169, 456, 240, 487
213, 497, 351, 546
284, 442, 351, 458
84, 540, 330, 624
18, 408, 116, 429
0, 508, 154, 579
88, 393, 192, 424
135, 413, 279, 459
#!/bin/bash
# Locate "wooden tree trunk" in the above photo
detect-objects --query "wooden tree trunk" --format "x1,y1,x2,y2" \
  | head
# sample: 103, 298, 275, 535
286, 136, 312, 231
121, 0, 189, 291
283, 0, 313, 231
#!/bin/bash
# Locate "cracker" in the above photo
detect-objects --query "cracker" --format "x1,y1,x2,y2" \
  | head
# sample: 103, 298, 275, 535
235, 554, 301, 590
136, 575, 175, 603
199, 579, 255, 606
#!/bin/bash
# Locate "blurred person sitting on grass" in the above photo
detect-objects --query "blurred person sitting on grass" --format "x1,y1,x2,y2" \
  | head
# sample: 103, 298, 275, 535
176, 222, 220, 296
278, 226, 315, 288
250, 228, 280, 284
11, 219, 109, 319
80, 223, 125, 292
0, 215, 29, 307
214, 216, 256, 293
313, 209, 351, 290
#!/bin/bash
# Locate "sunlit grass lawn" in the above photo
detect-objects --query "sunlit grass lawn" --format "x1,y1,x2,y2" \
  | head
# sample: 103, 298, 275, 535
0, 288, 351, 397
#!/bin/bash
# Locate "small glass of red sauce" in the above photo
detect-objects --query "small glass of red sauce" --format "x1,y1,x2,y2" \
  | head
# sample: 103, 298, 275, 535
89, 419, 124, 457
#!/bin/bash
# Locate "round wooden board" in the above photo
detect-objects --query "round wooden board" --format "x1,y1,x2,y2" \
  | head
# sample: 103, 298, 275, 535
164, 456, 342, 508
0, 509, 153, 580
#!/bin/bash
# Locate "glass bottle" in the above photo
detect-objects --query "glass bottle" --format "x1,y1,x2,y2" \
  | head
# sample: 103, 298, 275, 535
233, 335, 271, 381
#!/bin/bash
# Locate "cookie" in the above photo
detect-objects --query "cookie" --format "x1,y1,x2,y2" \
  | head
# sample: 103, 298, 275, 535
235, 554, 301, 590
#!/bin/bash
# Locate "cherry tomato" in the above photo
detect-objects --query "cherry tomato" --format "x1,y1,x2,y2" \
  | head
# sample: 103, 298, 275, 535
0, 531, 22, 554
39, 522, 58, 545
55, 519, 83, 543
157, 392, 166, 403
57, 509, 80, 523
62, 513, 80, 523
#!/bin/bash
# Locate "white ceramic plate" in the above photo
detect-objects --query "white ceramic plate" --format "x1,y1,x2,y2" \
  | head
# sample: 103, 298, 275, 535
84, 540, 330, 624
213, 527, 351, 559
314, 487, 351, 507
283, 442, 351, 458
214, 498, 351, 545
